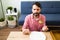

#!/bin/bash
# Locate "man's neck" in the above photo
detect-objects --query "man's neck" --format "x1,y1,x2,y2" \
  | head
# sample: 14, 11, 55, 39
33, 15, 40, 21
34, 16, 39, 18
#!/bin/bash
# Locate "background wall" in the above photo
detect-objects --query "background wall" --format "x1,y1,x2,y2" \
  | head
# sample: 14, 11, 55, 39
0, 0, 60, 18
21, 0, 60, 1
0, 0, 4, 18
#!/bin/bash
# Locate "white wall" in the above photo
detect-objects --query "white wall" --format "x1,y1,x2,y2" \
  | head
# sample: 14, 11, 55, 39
0, 0, 4, 18
21, 0, 60, 1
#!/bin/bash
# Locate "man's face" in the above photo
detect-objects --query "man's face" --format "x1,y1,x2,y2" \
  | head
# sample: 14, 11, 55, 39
32, 5, 41, 14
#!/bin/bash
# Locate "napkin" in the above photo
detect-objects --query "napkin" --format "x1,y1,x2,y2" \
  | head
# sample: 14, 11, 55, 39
30, 31, 46, 40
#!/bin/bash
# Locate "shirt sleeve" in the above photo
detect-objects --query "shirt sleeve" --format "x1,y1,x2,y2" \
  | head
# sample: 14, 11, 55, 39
43, 15, 46, 26
41, 15, 46, 27
22, 16, 29, 29
40, 15, 46, 31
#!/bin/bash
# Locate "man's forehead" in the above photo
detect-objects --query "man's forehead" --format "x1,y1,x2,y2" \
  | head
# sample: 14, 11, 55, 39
32, 5, 40, 9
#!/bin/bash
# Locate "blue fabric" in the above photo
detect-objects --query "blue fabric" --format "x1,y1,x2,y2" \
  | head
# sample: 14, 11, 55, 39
18, 1, 60, 25
43, 14, 60, 21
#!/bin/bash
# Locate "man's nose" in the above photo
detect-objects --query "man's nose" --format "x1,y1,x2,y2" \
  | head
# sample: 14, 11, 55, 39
35, 10, 38, 13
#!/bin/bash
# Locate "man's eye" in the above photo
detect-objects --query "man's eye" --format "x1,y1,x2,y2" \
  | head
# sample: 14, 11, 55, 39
37, 9, 39, 11
34, 9, 36, 10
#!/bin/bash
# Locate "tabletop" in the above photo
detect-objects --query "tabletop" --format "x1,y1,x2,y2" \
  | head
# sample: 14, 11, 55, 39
7, 31, 53, 40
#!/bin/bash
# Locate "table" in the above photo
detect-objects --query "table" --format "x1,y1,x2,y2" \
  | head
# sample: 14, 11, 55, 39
7, 31, 53, 40
50, 30, 60, 40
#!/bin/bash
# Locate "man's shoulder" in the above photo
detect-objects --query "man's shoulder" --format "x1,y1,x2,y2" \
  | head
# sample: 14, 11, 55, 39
40, 14, 45, 17
25, 14, 32, 19
26, 14, 31, 17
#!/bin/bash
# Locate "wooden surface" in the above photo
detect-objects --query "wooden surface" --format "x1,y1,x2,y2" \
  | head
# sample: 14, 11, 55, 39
50, 30, 60, 40
0, 26, 60, 40
7, 31, 53, 40
0, 26, 22, 40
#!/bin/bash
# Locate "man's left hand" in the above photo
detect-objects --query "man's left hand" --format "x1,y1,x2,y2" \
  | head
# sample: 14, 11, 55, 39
42, 26, 48, 31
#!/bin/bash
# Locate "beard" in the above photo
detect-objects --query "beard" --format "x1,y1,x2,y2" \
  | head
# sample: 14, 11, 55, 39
33, 12, 40, 17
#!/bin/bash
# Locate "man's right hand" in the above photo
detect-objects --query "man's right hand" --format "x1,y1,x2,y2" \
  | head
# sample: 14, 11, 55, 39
22, 29, 30, 35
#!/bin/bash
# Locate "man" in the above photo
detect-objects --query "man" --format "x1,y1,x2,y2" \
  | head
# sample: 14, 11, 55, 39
22, 2, 48, 35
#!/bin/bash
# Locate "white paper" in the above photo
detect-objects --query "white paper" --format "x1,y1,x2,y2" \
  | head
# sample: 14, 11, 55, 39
30, 31, 46, 40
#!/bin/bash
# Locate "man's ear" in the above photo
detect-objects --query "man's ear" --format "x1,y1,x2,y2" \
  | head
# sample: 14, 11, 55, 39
39, 8, 41, 13
32, 9, 33, 13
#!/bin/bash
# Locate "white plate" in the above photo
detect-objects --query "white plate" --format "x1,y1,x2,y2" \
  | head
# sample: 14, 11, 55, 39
30, 31, 46, 40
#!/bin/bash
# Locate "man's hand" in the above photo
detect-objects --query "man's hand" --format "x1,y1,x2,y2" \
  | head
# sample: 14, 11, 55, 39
22, 29, 30, 35
42, 26, 48, 32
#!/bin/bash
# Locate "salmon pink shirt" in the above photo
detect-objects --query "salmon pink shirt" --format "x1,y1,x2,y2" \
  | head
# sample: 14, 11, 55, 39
22, 14, 46, 31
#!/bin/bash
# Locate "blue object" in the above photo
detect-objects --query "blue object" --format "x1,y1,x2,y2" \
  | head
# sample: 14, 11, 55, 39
18, 1, 60, 25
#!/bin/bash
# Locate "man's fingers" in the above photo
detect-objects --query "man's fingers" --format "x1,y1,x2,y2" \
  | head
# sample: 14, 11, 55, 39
22, 29, 30, 35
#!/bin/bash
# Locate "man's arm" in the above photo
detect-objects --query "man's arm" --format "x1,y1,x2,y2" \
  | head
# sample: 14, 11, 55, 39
22, 16, 29, 29
41, 15, 48, 31
22, 16, 30, 35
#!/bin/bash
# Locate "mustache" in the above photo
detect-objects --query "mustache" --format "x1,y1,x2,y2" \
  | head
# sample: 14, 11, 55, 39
33, 13, 40, 16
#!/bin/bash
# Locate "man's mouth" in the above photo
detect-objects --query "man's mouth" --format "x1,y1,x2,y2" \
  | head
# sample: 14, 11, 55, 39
33, 13, 40, 17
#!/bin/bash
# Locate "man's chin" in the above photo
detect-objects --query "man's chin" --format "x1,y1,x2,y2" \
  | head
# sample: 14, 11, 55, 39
33, 13, 40, 17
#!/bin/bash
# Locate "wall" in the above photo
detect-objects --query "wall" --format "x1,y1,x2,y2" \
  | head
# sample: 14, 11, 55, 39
21, 0, 60, 1
0, 0, 4, 18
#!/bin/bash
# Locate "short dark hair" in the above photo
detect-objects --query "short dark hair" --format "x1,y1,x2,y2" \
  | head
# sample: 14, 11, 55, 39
32, 2, 42, 8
